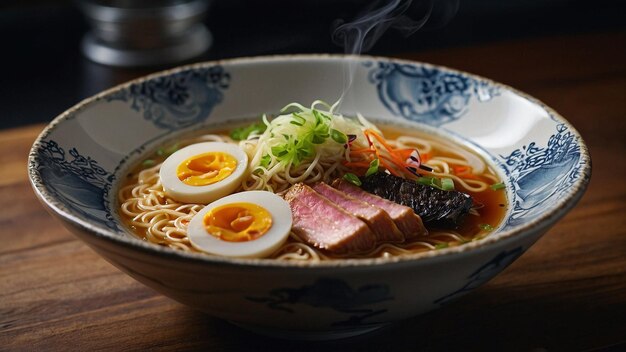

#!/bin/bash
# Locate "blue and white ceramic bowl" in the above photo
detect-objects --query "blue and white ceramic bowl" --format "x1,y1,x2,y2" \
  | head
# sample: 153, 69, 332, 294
28, 55, 591, 340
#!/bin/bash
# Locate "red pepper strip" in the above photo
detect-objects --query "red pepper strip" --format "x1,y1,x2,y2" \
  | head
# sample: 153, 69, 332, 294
364, 131, 373, 147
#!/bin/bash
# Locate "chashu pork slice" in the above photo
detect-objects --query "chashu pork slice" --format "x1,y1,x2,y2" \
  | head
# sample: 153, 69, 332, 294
312, 182, 405, 243
283, 183, 377, 254
332, 179, 428, 239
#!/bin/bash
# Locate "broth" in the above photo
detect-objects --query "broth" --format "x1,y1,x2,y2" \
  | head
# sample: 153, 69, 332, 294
119, 123, 508, 260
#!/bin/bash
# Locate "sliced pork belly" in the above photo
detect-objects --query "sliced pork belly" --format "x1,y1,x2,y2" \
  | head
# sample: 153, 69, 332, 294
332, 179, 428, 239
312, 183, 405, 243
283, 183, 376, 254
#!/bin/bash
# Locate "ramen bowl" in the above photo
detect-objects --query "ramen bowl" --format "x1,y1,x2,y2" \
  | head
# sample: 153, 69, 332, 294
28, 55, 590, 340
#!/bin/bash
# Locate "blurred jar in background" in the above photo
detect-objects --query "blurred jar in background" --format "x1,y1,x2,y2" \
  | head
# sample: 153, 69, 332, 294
79, 0, 211, 67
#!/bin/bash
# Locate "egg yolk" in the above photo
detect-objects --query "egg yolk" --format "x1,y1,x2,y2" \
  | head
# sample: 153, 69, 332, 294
177, 152, 237, 186
203, 202, 273, 242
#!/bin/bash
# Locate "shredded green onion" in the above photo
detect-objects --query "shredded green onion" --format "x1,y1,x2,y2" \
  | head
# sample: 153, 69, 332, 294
142, 159, 155, 167
343, 173, 362, 186
259, 103, 365, 166
435, 243, 449, 249
240, 101, 378, 188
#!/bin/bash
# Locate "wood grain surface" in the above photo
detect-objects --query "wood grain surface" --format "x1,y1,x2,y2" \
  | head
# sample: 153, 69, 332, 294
1, 31, 625, 351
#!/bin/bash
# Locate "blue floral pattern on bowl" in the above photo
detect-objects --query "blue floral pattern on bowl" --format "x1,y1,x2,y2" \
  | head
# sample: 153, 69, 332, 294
500, 124, 582, 227
106, 65, 231, 129
247, 278, 392, 327
366, 61, 584, 230
27, 56, 592, 338
32, 140, 118, 231
434, 246, 524, 305
368, 62, 500, 127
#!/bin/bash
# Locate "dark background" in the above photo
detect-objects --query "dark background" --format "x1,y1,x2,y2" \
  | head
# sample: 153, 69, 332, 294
1, 0, 624, 129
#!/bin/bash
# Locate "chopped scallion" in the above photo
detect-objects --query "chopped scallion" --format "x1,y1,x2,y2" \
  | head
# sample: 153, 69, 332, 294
166, 144, 179, 155
330, 128, 348, 144
343, 173, 362, 186
479, 223, 495, 231
260, 154, 271, 168
416, 176, 436, 186
365, 158, 380, 177
156, 144, 179, 157
417, 176, 455, 191
311, 132, 327, 144
490, 182, 506, 191
441, 178, 455, 191
271, 146, 289, 157
416, 176, 441, 189
292, 113, 306, 126
230, 122, 267, 141
435, 243, 449, 249
312, 110, 324, 126
257, 104, 357, 167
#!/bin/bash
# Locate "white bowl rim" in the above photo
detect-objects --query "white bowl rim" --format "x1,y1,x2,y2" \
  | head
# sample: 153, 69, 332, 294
28, 53, 592, 269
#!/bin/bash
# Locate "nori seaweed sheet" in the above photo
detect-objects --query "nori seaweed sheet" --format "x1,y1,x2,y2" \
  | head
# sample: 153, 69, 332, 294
360, 173, 473, 229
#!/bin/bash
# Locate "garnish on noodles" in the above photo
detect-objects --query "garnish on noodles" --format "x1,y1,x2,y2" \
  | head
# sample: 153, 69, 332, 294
118, 100, 507, 261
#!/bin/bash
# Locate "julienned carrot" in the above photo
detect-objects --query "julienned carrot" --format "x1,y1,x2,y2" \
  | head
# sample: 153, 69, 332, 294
378, 158, 401, 176
380, 154, 407, 173
346, 129, 432, 179
349, 147, 375, 154
364, 130, 408, 167
364, 129, 394, 151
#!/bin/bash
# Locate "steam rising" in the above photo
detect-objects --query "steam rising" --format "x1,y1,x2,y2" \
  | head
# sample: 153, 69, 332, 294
332, 0, 459, 110
333, 0, 431, 54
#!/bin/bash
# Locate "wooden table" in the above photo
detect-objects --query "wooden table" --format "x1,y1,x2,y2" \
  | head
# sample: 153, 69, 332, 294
1, 31, 625, 351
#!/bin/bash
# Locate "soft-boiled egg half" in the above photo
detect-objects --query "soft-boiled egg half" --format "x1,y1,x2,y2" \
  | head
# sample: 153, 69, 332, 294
187, 191, 293, 258
160, 142, 248, 204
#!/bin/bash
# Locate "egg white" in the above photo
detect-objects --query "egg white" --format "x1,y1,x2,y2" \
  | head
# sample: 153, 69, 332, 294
160, 142, 248, 204
187, 191, 293, 258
